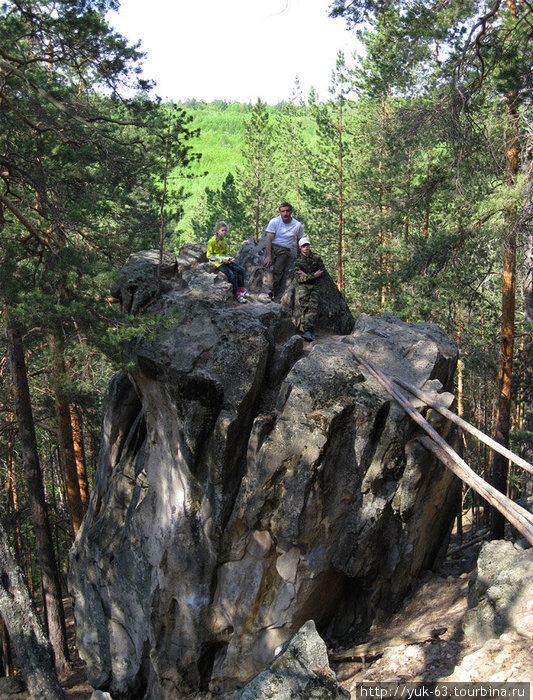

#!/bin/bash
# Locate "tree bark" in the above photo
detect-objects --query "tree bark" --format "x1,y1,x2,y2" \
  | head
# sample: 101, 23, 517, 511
6, 320, 70, 672
521, 101, 533, 493
1, 617, 14, 677
49, 331, 84, 535
490, 88, 519, 539
337, 97, 344, 293
70, 405, 90, 512
378, 88, 393, 306
0, 522, 65, 699
404, 146, 412, 242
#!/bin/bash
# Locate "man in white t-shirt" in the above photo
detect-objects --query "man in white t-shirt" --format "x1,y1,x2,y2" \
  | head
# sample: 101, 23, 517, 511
263, 202, 304, 299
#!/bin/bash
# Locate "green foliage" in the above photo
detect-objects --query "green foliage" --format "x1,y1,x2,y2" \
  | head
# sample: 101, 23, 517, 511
176, 98, 318, 246
0, 0, 199, 343
173, 102, 252, 241
190, 173, 248, 246
238, 99, 278, 242
0, 0, 199, 590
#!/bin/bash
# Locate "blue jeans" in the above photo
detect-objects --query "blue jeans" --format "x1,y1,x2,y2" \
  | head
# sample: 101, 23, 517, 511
219, 262, 245, 295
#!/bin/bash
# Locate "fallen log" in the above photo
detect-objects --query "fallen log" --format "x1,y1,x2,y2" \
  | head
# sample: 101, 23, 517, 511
417, 436, 533, 543
392, 375, 533, 476
329, 625, 447, 662
350, 351, 533, 546
446, 530, 489, 556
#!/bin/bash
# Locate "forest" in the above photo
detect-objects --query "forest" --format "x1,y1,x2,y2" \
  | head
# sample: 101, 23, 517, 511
0, 0, 532, 693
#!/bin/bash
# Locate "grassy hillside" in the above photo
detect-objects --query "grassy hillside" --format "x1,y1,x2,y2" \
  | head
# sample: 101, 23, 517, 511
175, 100, 317, 243
176, 101, 252, 238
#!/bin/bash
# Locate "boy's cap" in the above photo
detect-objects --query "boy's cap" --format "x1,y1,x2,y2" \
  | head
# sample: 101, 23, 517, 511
299, 237, 311, 246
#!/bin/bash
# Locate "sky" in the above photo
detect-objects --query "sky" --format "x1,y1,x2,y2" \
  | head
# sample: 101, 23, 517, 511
108, 0, 359, 104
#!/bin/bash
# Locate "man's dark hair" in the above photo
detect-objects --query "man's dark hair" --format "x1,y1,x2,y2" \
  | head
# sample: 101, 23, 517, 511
279, 202, 292, 211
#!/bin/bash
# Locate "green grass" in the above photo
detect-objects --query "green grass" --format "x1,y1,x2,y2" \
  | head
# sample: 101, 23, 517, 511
175, 102, 251, 236
171, 100, 319, 241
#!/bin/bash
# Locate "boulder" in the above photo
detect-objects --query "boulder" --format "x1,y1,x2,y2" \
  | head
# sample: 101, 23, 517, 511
68, 247, 460, 698
464, 540, 533, 642
109, 249, 180, 315
443, 540, 533, 683
236, 620, 348, 699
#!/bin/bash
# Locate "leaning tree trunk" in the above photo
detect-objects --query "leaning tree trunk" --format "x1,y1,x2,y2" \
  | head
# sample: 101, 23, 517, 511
6, 320, 70, 672
0, 522, 65, 699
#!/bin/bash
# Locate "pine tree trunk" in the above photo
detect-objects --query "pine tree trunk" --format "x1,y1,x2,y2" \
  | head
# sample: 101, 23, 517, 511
0, 522, 65, 698
254, 129, 261, 244
49, 331, 84, 534
1, 618, 14, 677
292, 114, 302, 217
70, 405, 90, 512
456, 319, 465, 542
378, 88, 394, 305
378, 156, 385, 308
490, 90, 519, 539
521, 116, 533, 492
5, 320, 70, 673
6, 419, 24, 558
404, 146, 412, 242
514, 94, 533, 494
337, 98, 344, 292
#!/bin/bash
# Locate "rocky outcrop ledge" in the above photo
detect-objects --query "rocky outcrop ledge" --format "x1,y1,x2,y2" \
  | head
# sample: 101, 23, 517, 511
69, 245, 461, 698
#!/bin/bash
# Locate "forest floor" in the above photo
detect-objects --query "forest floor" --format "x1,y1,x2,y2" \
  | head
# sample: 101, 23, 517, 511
333, 515, 533, 694
333, 527, 483, 692
8, 515, 531, 699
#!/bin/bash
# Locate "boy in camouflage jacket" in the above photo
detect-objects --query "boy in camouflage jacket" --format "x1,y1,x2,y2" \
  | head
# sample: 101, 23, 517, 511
293, 237, 325, 342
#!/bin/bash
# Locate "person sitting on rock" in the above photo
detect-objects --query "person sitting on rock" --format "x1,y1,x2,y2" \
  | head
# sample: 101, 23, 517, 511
294, 236, 325, 342
207, 221, 248, 304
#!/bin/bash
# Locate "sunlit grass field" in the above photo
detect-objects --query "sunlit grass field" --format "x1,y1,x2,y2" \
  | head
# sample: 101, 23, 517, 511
176, 102, 251, 236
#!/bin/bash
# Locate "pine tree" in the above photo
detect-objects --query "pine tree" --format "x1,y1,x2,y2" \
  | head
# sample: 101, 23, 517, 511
274, 78, 309, 218
5, 319, 70, 672
0, 0, 199, 674
304, 53, 356, 294
191, 173, 248, 245
331, 0, 533, 524
239, 99, 276, 243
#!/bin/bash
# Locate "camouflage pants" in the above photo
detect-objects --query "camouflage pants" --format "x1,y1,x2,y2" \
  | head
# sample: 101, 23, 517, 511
298, 283, 320, 332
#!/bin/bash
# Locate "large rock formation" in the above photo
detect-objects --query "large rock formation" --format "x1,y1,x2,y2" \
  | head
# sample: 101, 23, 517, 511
69, 244, 461, 698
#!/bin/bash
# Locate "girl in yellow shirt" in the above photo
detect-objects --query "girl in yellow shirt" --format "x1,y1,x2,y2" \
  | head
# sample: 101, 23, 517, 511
207, 222, 248, 303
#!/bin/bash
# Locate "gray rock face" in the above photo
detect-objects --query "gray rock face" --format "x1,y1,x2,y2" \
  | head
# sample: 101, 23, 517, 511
69, 247, 460, 698
0, 676, 25, 694
444, 540, 533, 684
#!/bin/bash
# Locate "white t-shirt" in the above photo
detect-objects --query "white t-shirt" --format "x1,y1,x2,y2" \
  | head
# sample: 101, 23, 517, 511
266, 215, 304, 250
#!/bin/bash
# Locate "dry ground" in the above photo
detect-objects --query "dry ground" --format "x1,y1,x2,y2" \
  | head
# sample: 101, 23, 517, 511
332, 519, 532, 694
